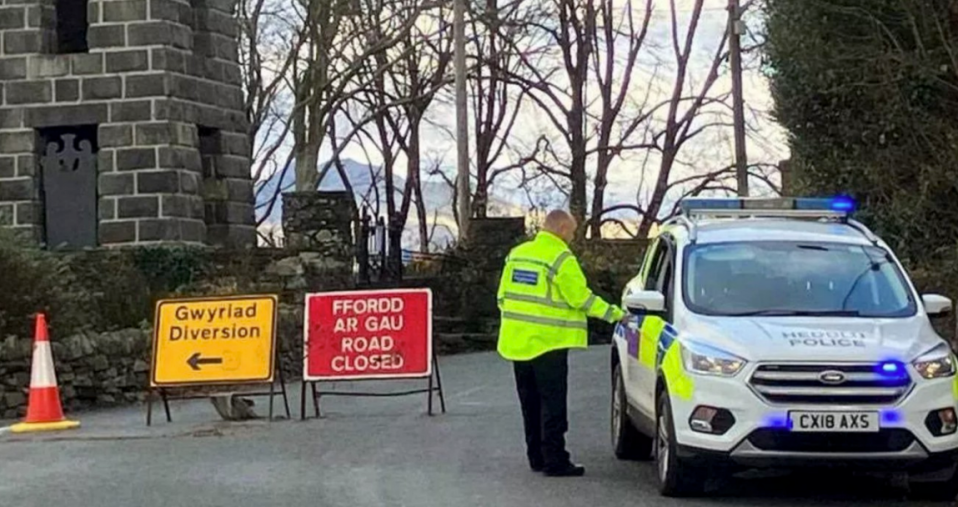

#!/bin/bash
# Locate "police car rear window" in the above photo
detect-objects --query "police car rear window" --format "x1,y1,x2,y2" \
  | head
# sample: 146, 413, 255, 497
683, 241, 916, 318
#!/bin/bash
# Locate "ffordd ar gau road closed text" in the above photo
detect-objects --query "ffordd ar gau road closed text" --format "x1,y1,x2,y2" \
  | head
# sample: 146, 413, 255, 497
330, 297, 407, 373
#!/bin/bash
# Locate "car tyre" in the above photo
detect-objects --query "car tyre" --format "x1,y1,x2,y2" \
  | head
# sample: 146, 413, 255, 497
611, 364, 653, 461
656, 391, 705, 497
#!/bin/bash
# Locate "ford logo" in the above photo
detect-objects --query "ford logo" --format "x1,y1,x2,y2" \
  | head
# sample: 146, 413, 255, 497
819, 370, 846, 385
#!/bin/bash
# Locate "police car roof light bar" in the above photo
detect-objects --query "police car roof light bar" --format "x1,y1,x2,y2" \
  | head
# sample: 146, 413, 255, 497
679, 197, 854, 220
676, 197, 858, 243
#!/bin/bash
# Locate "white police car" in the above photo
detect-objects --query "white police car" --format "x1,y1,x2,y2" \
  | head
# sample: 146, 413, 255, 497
610, 197, 958, 498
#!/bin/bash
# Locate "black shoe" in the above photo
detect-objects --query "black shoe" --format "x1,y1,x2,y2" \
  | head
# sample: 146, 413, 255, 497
543, 463, 585, 477
526, 451, 546, 472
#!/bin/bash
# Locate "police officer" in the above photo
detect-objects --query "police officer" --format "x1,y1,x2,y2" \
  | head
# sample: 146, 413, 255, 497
497, 210, 629, 477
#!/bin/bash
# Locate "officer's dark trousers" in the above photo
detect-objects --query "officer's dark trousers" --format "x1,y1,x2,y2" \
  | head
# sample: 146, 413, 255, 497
513, 348, 570, 469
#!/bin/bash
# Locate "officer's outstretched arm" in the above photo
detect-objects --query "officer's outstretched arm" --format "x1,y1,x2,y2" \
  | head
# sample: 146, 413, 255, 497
554, 255, 625, 323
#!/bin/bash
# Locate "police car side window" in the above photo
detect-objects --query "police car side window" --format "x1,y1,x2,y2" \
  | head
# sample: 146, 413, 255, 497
643, 237, 669, 290
649, 236, 675, 296
656, 241, 676, 316
658, 254, 673, 299
643, 239, 667, 291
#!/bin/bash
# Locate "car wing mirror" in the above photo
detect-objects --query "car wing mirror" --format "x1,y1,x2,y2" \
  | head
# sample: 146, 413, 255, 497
623, 290, 666, 314
922, 294, 952, 317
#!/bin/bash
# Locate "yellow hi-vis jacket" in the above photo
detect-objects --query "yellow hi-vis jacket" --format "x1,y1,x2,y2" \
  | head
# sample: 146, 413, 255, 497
497, 231, 626, 361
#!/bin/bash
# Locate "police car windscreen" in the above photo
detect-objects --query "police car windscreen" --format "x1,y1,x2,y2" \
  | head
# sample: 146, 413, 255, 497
683, 241, 916, 317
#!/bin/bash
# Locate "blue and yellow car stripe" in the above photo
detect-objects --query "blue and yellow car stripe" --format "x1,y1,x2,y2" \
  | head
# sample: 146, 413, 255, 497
616, 317, 695, 400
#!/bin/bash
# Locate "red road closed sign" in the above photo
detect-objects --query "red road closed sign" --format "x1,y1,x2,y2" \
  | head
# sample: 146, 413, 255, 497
304, 289, 432, 380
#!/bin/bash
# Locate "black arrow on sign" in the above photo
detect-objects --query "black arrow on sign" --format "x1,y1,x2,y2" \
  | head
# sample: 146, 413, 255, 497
187, 352, 223, 371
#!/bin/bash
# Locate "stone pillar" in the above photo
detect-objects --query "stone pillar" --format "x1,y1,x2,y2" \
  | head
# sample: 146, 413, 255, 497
0, 0, 254, 247
282, 191, 356, 267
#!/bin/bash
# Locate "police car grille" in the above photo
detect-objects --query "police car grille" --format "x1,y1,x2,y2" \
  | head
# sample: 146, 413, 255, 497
749, 364, 911, 405
747, 428, 914, 453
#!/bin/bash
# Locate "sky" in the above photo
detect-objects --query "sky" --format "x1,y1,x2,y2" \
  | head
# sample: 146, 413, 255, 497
254, 0, 790, 247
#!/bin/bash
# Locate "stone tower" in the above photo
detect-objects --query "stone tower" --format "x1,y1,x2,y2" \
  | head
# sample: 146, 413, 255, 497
0, 0, 254, 248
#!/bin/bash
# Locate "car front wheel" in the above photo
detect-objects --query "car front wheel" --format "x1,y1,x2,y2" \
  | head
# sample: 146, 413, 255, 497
656, 391, 705, 497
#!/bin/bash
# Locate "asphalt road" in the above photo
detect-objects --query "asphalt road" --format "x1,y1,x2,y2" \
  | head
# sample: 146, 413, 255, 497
0, 348, 950, 507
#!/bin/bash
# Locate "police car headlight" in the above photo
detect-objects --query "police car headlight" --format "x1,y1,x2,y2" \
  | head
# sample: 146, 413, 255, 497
680, 342, 746, 376
912, 345, 957, 379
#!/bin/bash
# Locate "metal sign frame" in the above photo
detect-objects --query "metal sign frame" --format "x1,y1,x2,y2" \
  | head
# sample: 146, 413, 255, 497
300, 352, 446, 420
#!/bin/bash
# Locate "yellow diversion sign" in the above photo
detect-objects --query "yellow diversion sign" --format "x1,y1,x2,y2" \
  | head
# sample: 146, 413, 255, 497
151, 295, 278, 387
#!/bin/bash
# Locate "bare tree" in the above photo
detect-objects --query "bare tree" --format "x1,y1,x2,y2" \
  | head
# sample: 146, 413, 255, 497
289, 0, 436, 192
358, 2, 452, 272
386, 5, 453, 256
633, 0, 731, 237
498, 0, 596, 230
466, 0, 537, 218
496, 0, 763, 239
318, 1, 452, 275
586, 0, 654, 238
239, 0, 302, 238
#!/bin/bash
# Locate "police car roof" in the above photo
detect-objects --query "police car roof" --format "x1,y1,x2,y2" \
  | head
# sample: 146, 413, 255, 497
669, 219, 877, 246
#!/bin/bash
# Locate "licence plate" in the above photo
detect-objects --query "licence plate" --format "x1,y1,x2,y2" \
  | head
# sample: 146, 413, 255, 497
789, 411, 879, 432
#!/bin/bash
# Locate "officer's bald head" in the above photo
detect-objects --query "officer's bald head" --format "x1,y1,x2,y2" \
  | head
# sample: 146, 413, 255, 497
543, 210, 577, 243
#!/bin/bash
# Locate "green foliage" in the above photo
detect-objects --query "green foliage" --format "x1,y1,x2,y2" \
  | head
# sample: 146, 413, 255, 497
62, 250, 152, 332
130, 246, 209, 294
577, 240, 646, 301
0, 230, 87, 338
765, 0, 958, 263
0, 239, 218, 339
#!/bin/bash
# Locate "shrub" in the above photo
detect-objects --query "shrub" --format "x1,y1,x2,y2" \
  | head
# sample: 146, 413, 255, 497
0, 230, 86, 338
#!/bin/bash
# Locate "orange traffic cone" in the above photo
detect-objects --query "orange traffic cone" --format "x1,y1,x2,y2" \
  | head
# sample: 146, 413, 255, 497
10, 314, 80, 433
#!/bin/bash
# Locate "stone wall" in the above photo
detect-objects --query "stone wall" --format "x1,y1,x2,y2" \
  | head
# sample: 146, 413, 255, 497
0, 0, 254, 247
0, 328, 152, 418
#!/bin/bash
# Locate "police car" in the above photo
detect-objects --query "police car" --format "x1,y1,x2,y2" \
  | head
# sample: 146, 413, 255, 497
610, 197, 958, 498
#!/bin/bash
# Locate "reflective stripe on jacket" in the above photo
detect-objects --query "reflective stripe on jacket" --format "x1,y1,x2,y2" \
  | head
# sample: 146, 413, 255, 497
496, 231, 626, 361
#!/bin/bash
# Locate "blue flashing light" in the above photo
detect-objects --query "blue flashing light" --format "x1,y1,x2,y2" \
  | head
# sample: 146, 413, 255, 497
877, 360, 906, 377
792, 197, 856, 212
881, 409, 902, 424
829, 196, 856, 212
763, 413, 792, 430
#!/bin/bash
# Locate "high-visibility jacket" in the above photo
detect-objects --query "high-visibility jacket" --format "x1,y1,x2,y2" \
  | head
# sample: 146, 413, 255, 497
497, 231, 626, 361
